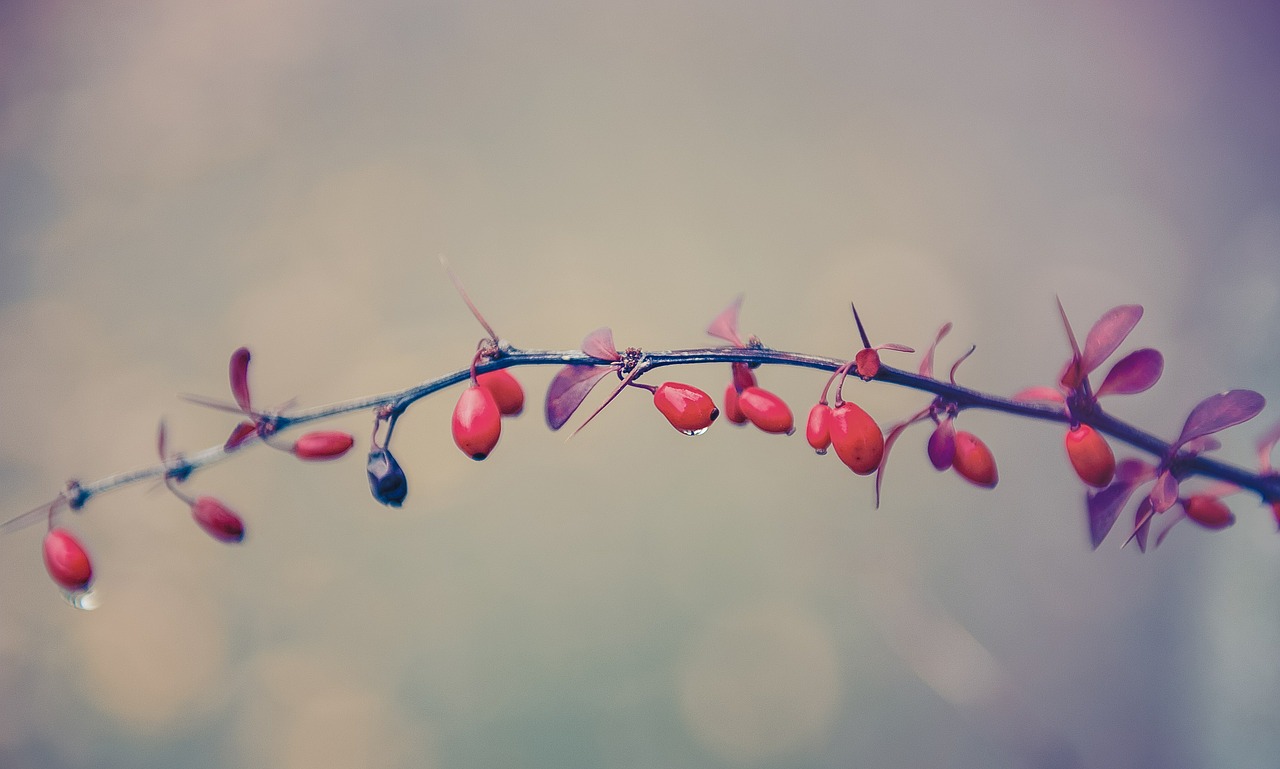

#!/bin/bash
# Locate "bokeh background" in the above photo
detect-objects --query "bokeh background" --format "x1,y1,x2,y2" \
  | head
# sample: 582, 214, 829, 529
3, 1, 1280, 767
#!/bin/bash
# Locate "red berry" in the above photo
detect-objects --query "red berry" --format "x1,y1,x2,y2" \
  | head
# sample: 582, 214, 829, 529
723, 384, 748, 425
730, 362, 757, 392
1064, 425, 1115, 487
828, 402, 883, 475
951, 431, 998, 488
477, 370, 525, 416
1183, 495, 1234, 529
292, 431, 355, 461
43, 528, 93, 592
653, 382, 719, 435
806, 403, 832, 454
452, 385, 502, 460
191, 496, 246, 543
737, 386, 794, 435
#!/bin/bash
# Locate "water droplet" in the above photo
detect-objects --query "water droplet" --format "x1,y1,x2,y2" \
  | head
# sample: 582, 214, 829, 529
680, 427, 710, 436
61, 587, 100, 611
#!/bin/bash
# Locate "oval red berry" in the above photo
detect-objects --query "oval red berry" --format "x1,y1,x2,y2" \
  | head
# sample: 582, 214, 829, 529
653, 382, 719, 435
951, 431, 998, 488
737, 387, 794, 435
43, 528, 93, 592
805, 403, 832, 453
1183, 495, 1234, 529
723, 384, 747, 425
191, 496, 246, 543
292, 431, 355, 461
828, 402, 883, 474
452, 385, 502, 460
1064, 425, 1115, 488
477, 370, 525, 416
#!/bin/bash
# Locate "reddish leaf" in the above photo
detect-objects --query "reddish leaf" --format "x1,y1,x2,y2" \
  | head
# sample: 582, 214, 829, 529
1081, 305, 1143, 377
1095, 348, 1163, 397
581, 328, 620, 361
706, 295, 744, 346
1056, 297, 1083, 390
225, 421, 258, 450
545, 365, 613, 430
229, 347, 252, 412
1011, 386, 1065, 404
919, 323, 952, 377
1176, 389, 1266, 447
1256, 417, 1280, 473
1115, 458, 1156, 484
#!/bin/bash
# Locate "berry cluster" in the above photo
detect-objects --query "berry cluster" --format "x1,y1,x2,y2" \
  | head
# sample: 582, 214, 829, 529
9, 273, 1280, 608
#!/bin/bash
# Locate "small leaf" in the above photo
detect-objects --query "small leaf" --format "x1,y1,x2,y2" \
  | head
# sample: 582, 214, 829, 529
919, 322, 952, 378
581, 328, 620, 361
1115, 458, 1156, 484
1176, 389, 1267, 446
1256, 417, 1280, 473
1180, 436, 1221, 454
1096, 348, 1163, 397
1149, 469, 1179, 513
1081, 305, 1143, 377
157, 420, 168, 459
1011, 386, 1066, 404
706, 295, 744, 346
229, 347, 252, 412
1056, 297, 1083, 389
545, 365, 613, 430
225, 421, 258, 450
1087, 480, 1140, 549
1131, 498, 1154, 552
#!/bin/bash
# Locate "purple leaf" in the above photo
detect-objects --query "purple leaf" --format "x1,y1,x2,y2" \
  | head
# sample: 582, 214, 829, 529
1131, 498, 1154, 552
919, 322, 951, 377
545, 365, 613, 430
1149, 469, 1179, 513
1095, 348, 1163, 397
229, 347, 252, 412
1081, 305, 1143, 377
581, 328, 620, 361
1176, 389, 1267, 447
1087, 480, 1140, 549
706, 295, 744, 346
1180, 436, 1221, 455
1115, 458, 1156, 484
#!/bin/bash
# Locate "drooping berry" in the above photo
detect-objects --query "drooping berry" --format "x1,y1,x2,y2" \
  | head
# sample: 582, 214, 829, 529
927, 419, 956, 470
653, 382, 719, 435
367, 448, 408, 507
737, 387, 794, 435
452, 385, 502, 460
806, 403, 832, 454
1183, 495, 1234, 530
191, 496, 246, 543
723, 384, 748, 425
828, 402, 883, 474
951, 431, 998, 488
292, 431, 355, 461
1064, 425, 1115, 487
43, 528, 93, 592
477, 370, 525, 416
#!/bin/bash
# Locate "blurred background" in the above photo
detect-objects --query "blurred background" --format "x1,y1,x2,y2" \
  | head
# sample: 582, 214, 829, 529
2, 1, 1279, 767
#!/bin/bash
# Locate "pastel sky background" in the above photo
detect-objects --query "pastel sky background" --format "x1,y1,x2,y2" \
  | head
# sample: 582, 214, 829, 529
2, 1, 1280, 767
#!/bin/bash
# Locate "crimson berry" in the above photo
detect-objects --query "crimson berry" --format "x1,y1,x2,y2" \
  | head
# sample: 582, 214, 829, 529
292, 431, 355, 461
951, 431, 998, 488
452, 385, 502, 460
723, 384, 748, 425
191, 496, 246, 543
806, 403, 832, 454
828, 402, 883, 475
737, 386, 794, 435
1064, 425, 1115, 488
653, 382, 719, 435
43, 528, 93, 592
477, 370, 525, 416
1183, 494, 1234, 529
